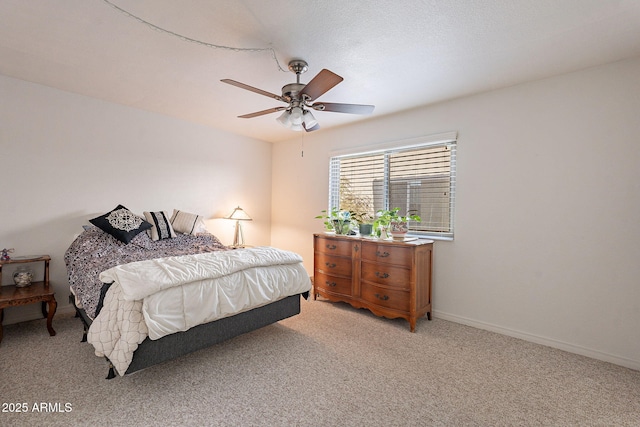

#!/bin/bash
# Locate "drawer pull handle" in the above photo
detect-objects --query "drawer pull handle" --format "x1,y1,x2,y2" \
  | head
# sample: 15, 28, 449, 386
325, 262, 337, 268
326, 281, 337, 287
375, 272, 389, 279
375, 293, 389, 301
376, 251, 390, 258
326, 244, 337, 250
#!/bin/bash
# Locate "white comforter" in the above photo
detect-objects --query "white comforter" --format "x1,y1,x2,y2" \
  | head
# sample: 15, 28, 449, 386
87, 247, 311, 375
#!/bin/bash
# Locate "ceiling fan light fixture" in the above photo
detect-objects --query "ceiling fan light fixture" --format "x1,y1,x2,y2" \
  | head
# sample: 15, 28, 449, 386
276, 110, 291, 127
302, 110, 317, 128
290, 106, 303, 125
290, 123, 304, 132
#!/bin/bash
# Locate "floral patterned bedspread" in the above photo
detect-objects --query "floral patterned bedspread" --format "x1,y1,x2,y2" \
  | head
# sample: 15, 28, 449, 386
64, 226, 228, 319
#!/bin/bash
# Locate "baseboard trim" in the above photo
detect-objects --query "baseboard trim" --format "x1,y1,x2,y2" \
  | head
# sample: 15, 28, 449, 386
432, 310, 640, 372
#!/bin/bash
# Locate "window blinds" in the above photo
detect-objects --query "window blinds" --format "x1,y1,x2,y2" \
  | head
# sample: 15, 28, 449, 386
329, 138, 456, 239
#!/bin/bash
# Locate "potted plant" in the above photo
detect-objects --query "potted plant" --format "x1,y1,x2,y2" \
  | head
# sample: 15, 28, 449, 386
315, 208, 337, 233
315, 208, 354, 235
374, 208, 421, 240
351, 211, 374, 236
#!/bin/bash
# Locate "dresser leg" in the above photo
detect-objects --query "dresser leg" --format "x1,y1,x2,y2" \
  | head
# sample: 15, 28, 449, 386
46, 298, 57, 336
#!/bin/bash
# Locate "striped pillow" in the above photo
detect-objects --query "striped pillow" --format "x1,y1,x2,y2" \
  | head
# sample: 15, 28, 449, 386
170, 210, 206, 235
143, 211, 177, 241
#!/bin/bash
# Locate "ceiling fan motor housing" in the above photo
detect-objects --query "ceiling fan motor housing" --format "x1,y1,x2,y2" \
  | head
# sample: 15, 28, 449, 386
281, 83, 306, 103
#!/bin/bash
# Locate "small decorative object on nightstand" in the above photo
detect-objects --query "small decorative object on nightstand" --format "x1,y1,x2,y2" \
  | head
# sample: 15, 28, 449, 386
0, 255, 57, 344
13, 267, 33, 287
1, 248, 14, 261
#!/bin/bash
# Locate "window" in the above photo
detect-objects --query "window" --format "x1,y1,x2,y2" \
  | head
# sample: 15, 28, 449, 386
328, 133, 456, 240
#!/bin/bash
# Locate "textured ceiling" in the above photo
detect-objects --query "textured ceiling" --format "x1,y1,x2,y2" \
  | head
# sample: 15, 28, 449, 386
1, 0, 639, 143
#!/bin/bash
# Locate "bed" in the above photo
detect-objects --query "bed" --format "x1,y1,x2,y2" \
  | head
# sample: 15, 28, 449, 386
65, 206, 311, 378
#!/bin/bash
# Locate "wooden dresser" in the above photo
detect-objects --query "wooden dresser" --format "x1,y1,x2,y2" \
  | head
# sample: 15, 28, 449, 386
313, 234, 433, 332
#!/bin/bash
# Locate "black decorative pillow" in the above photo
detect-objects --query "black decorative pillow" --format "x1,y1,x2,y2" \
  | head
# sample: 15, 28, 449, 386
143, 211, 176, 241
89, 205, 152, 244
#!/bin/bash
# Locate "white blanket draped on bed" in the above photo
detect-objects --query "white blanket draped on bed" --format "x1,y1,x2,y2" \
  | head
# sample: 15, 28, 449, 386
87, 247, 311, 376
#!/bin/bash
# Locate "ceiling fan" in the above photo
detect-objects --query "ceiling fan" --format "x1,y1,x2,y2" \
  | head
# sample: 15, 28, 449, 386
221, 59, 374, 132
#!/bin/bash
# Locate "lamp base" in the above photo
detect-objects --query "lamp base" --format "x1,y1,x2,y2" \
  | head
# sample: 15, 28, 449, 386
232, 220, 245, 248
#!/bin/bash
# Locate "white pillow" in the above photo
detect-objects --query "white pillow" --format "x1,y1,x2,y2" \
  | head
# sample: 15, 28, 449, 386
143, 211, 177, 241
170, 210, 207, 235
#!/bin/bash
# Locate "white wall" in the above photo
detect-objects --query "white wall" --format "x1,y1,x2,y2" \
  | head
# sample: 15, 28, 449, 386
271, 57, 640, 370
0, 74, 272, 323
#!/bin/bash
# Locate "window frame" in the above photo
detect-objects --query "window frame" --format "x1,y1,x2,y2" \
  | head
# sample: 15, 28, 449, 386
328, 132, 457, 241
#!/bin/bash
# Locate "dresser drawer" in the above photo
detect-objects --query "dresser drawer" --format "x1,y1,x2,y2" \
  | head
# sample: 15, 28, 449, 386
361, 261, 411, 290
314, 272, 352, 297
360, 283, 409, 312
315, 236, 353, 257
314, 253, 352, 277
361, 242, 412, 267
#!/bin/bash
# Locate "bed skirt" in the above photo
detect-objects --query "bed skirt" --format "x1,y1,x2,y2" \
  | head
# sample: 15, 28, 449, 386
70, 293, 304, 377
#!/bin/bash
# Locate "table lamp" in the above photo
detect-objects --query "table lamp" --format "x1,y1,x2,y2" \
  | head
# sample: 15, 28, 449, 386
226, 206, 252, 247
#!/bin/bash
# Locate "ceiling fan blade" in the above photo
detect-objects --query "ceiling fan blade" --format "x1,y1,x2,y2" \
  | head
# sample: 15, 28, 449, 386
312, 102, 375, 115
238, 107, 286, 118
300, 69, 343, 101
303, 122, 320, 132
221, 79, 286, 103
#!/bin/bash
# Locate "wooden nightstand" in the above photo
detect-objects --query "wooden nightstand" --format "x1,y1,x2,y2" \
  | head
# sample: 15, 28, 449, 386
0, 255, 57, 343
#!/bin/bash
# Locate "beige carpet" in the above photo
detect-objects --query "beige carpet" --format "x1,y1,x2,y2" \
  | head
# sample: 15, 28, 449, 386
1, 297, 639, 426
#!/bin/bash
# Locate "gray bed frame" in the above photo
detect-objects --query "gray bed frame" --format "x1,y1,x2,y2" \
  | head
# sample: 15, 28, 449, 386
70, 293, 305, 378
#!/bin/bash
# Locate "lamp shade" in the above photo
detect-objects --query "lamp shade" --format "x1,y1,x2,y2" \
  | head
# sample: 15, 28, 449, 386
276, 110, 291, 127
227, 206, 252, 221
290, 106, 303, 125
302, 110, 317, 128
276, 107, 317, 131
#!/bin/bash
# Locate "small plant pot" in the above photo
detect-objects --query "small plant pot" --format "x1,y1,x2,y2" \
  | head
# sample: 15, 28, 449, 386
358, 223, 373, 236
390, 221, 408, 240
377, 226, 391, 240
332, 220, 351, 235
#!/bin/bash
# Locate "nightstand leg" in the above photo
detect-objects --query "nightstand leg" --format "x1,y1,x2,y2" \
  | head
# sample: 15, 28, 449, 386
46, 298, 57, 336
0, 308, 3, 344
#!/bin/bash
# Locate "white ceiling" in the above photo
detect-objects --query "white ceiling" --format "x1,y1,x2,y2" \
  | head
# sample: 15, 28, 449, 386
1, 0, 639, 143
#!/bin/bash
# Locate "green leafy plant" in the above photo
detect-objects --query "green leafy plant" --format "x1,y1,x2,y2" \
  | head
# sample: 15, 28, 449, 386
374, 208, 420, 226
350, 211, 374, 224
373, 208, 421, 237
315, 208, 338, 231
315, 208, 354, 234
